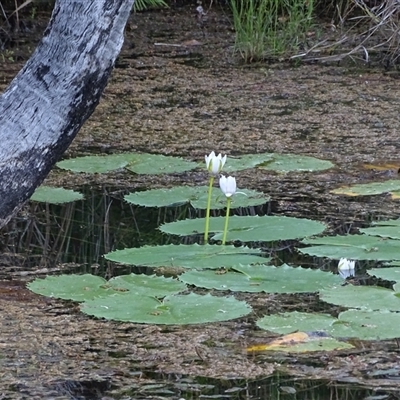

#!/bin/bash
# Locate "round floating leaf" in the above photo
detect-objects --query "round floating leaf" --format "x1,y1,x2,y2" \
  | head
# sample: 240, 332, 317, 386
104, 244, 266, 269
179, 264, 342, 293
57, 154, 132, 173
223, 153, 275, 172
330, 179, 400, 197
367, 267, 400, 283
81, 292, 252, 324
332, 310, 400, 340
30, 186, 84, 204
108, 274, 186, 297
124, 186, 268, 209
256, 310, 400, 341
57, 153, 197, 175
360, 226, 400, 240
360, 219, 400, 239
385, 260, 400, 266
223, 153, 333, 173
256, 311, 336, 334
320, 285, 400, 311
125, 153, 197, 175
300, 235, 400, 261
263, 337, 353, 352
161, 215, 326, 242
371, 219, 400, 227
260, 153, 334, 172
27, 274, 108, 301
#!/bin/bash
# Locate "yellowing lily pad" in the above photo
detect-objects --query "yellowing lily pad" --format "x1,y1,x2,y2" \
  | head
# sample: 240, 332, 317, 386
331, 179, 400, 197
247, 332, 353, 353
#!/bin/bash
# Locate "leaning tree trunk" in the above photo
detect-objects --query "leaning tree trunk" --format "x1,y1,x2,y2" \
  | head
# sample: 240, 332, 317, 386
0, 0, 135, 228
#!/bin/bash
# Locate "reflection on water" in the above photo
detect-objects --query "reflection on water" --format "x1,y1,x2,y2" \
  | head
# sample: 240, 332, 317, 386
0, 186, 185, 275
0, 185, 388, 278
0, 186, 274, 275
115, 371, 385, 400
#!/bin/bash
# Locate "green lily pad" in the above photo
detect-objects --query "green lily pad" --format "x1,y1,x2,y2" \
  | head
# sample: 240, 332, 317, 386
124, 186, 268, 209
385, 261, 400, 267
179, 264, 342, 293
126, 153, 197, 175
27, 274, 108, 301
260, 153, 334, 172
319, 285, 400, 311
30, 186, 84, 204
256, 311, 336, 334
331, 309, 400, 340
223, 153, 333, 173
367, 267, 400, 283
371, 219, 400, 227
267, 337, 353, 352
223, 153, 275, 172
161, 215, 326, 242
330, 179, 400, 197
104, 244, 266, 269
81, 292, 252, 324
108, 274, 186, 297
256, 309, 400, 340
57, 154, 131, 173
360, 226, 400, 240
28, 274, 186, 302
300, 235, 400, 261
360, 219, 400, 239
57, 153, 198, 175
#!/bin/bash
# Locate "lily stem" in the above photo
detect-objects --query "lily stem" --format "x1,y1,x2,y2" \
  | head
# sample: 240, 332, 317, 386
222, 196, 231, 245
204, 175, 214, 244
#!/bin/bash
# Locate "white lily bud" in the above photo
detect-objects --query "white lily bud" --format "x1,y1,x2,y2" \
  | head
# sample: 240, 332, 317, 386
219, 175, 237, 198
338, 258, 355, 279
205, 151, 227, 176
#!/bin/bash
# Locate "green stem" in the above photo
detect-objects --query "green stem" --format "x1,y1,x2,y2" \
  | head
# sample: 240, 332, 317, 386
204, 176, 214, 244
222, 196, 231, 245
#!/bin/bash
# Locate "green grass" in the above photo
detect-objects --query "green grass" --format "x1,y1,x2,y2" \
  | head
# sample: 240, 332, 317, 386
230, 0, 315, 62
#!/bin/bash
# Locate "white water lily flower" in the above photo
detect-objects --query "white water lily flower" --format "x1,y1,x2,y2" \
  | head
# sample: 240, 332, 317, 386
205, 151, 227, 176
338, 258, 355, 279
219, 175, 237, 198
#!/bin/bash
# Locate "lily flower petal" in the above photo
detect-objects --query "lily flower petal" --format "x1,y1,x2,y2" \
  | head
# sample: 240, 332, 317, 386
219, 175, 237, 198
205, 151, 226, 176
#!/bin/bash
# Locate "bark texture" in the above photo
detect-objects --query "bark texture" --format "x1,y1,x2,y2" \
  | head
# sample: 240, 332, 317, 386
0, 0, 135, 228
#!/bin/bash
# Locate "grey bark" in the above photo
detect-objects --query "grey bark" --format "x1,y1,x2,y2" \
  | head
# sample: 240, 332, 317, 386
0, 0, 135, 228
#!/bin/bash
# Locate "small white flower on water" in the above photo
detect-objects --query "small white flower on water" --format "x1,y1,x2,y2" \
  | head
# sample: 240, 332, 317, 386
219, 175, 237, 198
338, 258, 355, 279
205, 151, 227, 176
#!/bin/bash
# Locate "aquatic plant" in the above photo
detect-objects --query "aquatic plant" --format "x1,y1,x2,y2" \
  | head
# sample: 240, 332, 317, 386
204, 151, 226, 243
29, 151, 338, 328
219, 175, 236, 245
31, 186, 84, 204
230, 0, 315, 61
30, 149, 400, 344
